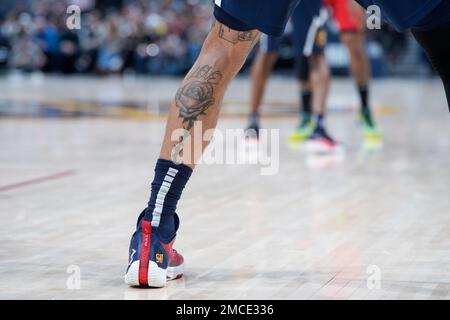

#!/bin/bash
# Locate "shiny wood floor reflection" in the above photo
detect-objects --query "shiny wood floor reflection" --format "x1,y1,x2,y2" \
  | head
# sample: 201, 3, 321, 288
0, 76, 449, 299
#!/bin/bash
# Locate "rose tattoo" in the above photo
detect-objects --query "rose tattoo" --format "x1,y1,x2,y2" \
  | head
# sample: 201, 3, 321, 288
176, 81, 215, 125
172, 65, 223, 162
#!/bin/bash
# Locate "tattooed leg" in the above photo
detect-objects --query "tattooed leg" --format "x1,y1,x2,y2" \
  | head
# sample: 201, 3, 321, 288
160, 20, 260, 167
171, 65, 221, 161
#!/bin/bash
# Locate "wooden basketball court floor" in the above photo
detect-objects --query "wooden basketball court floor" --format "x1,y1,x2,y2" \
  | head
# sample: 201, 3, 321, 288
0, 75, 449, 300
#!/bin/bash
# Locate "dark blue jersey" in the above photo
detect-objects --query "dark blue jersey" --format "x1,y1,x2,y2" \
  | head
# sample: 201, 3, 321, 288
355, 0, 444, 31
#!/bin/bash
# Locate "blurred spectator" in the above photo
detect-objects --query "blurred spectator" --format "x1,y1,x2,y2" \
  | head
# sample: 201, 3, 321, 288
34, 15, 61, 72
0, 0, 212, 75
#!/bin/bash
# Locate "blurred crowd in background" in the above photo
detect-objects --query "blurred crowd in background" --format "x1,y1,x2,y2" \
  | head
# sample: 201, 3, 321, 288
0, 0, 434, 77
0, 0, 211, 75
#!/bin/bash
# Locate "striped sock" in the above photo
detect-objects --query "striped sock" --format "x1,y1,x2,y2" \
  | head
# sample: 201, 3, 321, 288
144, 159, 193, 242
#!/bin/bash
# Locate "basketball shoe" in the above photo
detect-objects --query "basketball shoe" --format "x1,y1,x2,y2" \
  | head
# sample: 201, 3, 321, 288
244, 123, 260, 140
289, 113, 314, 142
305, 127, 339, 153
360, 108, 382, 141
125, 210, 184, 288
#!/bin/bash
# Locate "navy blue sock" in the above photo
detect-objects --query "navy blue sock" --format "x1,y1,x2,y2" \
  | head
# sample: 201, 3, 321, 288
249, 111, 259, 127
314, 114, 325, 131
358, 85, 369, 111
143, 159, 193, 243
301, 90, 312, 115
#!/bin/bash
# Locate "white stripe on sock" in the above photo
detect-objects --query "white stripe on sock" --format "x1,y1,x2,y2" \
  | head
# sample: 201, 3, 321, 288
167, 168, 178, 177
215, 0, 222, 7
151, 168, 179, 227
164, 176, 174, 183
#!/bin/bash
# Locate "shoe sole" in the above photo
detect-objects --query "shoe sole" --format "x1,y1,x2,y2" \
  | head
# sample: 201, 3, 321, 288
125, 261, 184, 288
305, 141, 336, 154
364, 133, 383, 142
288, 133, 308, 142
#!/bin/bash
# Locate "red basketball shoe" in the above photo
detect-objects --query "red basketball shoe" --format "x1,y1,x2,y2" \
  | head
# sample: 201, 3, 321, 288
125, 213, 184, 288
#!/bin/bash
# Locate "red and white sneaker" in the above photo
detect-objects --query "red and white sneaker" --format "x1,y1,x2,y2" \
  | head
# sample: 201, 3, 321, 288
125, 214, 184, 288
163, 238, 184, 281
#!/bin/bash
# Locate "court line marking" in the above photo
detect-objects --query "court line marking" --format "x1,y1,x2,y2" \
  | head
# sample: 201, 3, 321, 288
0, 170, 76, 192
0, 97, 400, 120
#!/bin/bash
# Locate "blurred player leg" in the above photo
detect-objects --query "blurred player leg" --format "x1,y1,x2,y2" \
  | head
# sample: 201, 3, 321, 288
326, 0, 381, 140
289, 55, 315, 141
289, 1, 340, 152
245, 36, 279, 139
340, 32, 381, 140
290, 2, 330, 144
306, 52, 342, 152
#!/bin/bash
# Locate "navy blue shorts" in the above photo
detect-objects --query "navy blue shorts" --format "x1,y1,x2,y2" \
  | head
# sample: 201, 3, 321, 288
259, 0, 327, 56
213, 0, 301, 36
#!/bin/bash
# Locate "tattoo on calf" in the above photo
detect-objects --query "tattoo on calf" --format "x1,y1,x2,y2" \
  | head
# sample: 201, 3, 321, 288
172, 65, 223, 162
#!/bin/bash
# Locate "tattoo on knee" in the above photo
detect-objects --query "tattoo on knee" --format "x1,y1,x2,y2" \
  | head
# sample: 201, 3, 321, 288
216, 22, 258, 45
172, 65, 223, 163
